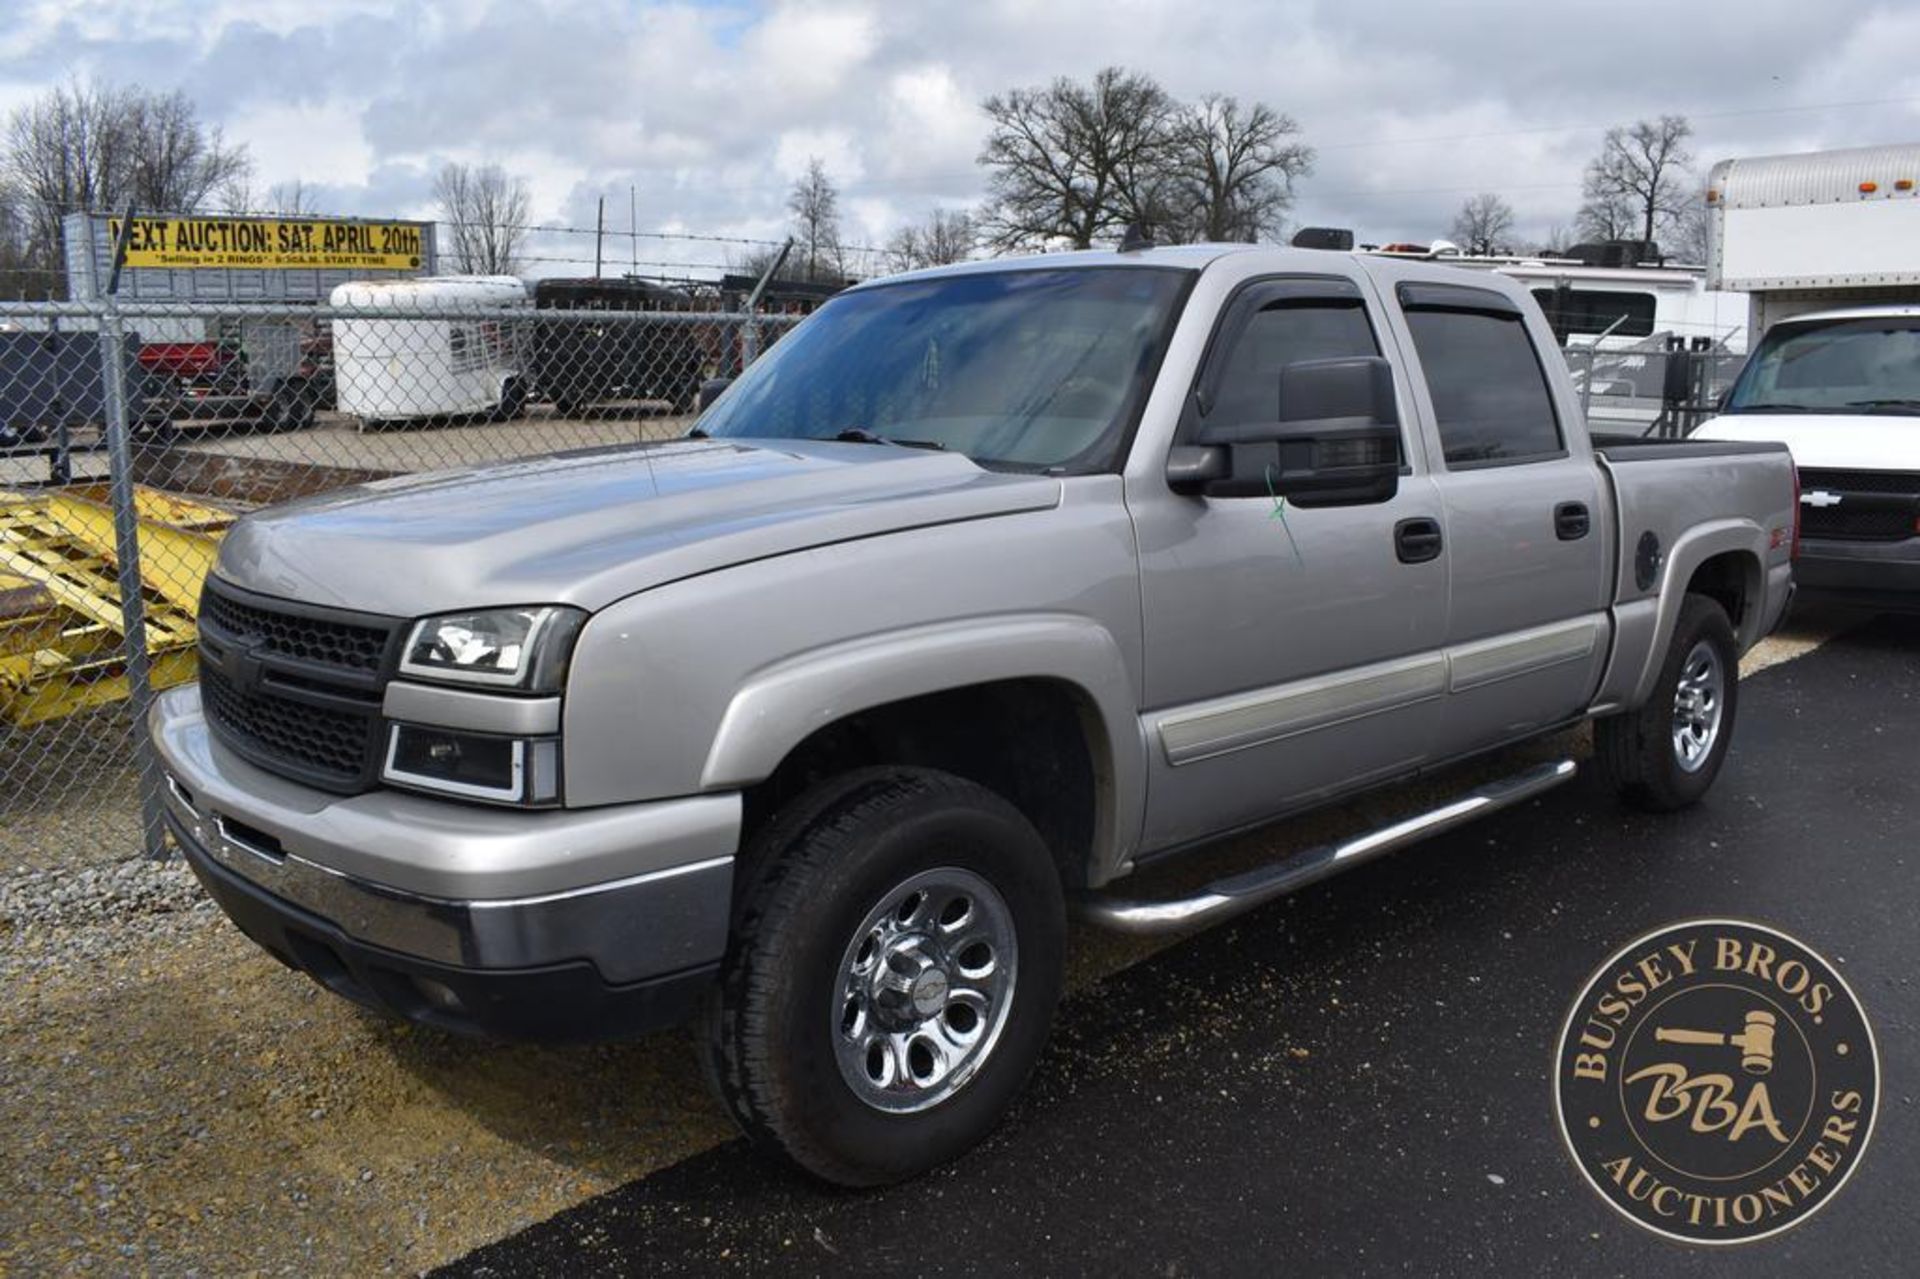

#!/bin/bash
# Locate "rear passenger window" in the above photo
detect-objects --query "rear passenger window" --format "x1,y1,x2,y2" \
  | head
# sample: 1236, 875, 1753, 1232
1206, 300, 1379, 433
1404, 307, 1563, 466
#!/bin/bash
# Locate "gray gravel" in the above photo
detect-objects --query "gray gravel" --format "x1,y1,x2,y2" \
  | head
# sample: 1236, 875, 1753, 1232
0, 853, 213, 974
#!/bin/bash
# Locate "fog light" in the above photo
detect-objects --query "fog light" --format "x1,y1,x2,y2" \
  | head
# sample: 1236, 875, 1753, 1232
383, 725, 562, 805
411, 977, 465, 1013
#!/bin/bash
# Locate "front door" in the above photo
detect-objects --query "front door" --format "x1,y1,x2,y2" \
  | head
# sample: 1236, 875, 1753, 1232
1130, 273, 1451, 853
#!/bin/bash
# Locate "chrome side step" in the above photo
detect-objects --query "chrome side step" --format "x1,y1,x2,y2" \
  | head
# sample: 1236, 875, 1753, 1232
1076, 759, 1577, 936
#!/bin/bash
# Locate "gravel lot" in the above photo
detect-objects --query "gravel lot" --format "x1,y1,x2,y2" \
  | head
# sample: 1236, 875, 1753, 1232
0, 608, 1871, 1273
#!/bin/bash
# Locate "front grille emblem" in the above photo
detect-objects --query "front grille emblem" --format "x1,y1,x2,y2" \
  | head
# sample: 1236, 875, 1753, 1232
1801, 490, 1843, 508
219, 635, 269, 693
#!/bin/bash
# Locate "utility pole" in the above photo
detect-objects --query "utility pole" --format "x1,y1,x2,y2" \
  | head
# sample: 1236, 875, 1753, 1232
630, 185, 638, 278
594, 195, 605, 278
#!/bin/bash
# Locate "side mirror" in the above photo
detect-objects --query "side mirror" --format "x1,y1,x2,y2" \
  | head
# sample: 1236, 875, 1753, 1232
1169, 356, 1402, 507
696, 377, 733, 412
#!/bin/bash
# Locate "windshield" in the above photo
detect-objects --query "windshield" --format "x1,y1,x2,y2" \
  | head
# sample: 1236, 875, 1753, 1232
1724, 317, 1920, 416
698, 267, 1192, 471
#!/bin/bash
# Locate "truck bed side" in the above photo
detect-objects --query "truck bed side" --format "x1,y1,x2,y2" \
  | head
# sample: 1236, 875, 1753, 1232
1586, 437, 1796, 713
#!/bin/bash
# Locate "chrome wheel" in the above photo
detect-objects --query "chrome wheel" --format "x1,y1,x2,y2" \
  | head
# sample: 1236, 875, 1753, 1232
1671, 640, 1725, 773
833, 867, 1018, 1114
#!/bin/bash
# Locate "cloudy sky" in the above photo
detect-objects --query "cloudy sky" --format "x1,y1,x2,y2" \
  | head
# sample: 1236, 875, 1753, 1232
3, 0, 1918, 278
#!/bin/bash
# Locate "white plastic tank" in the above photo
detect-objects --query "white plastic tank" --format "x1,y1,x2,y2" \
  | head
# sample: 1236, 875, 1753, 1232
330, 275, 529, 423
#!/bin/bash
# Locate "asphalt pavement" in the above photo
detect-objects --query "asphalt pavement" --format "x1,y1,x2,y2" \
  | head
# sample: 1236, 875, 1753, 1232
445, 616, 1918, 1278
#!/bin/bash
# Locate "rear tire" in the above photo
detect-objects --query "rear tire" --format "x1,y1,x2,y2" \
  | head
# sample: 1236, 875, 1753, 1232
494, 377, 528, 422
697, 767, 1065, 1187
1595, 593, 1739, 812
265, 382, 315, 434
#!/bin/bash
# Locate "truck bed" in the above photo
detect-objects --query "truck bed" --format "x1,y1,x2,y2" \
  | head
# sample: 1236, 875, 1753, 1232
1590, 432, 1790, 462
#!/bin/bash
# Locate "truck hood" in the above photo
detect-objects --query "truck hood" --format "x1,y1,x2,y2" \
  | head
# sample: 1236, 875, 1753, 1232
1693, 413, 1920, 471
215, 438, 1062, 616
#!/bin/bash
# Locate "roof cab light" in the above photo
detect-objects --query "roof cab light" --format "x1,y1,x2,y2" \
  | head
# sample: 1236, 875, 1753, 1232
400, 606, 586, 692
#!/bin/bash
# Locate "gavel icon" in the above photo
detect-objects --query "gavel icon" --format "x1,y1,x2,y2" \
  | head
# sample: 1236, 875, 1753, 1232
1654, 1009, 1778, 1075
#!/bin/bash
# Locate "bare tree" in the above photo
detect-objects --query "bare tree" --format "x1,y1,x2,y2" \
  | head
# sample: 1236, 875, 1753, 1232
1161, 95, 1311, 243
1671, 193, 1711, 264
124, 90, 250, 212
885, 207, 976, 273
1448, 192, 1516, 256
434, 161, 530, 275
1530, 222, 1574, 257
0, 181, 50, 298
1579, 116, 1694, 246
787, 157, 844, 282
977, 66, 1179, 251
1574, 191, 1636, 242
2, 78, 251, 294
266, 179, 319, 215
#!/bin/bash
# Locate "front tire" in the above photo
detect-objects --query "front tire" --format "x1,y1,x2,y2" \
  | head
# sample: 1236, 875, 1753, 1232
697, 767, 1065, 1187
1595, 593, 1739, 811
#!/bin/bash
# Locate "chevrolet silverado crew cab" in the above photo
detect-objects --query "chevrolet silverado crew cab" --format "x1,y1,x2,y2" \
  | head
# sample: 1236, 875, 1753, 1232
152, 245, 1796, 1186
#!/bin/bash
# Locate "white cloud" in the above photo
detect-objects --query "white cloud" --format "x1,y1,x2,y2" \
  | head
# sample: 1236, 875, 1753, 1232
2, 0, 1916, 275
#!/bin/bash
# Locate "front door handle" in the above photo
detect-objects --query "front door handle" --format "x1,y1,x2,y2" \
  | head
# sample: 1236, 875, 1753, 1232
1555, 501, 1591, 541
1394, 516, 1444, 564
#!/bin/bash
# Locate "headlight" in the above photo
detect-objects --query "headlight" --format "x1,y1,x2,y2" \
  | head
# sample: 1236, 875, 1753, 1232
399, 606, 585, 692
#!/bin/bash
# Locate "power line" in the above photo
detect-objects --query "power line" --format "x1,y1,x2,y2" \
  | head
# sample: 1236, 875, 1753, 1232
1313, 94, 1920, 151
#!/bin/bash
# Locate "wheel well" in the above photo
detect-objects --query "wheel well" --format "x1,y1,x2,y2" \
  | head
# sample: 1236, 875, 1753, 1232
1685, 551, 1759, 635
740, 679, 1100, 890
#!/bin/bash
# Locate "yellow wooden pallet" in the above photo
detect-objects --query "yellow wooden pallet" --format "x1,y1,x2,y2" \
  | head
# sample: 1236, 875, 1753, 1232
0, 486, 233, 727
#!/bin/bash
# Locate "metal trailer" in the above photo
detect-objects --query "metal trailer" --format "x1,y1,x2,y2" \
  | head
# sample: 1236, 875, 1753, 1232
1707, 142, 1920, 334
529, 278, 710, 415
330, 276, 531, 426
0, 329, 174, 481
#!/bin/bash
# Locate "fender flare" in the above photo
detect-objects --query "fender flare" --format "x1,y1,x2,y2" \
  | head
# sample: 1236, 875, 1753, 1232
1614, 519, 1768, 710
699, 613, 1146, 884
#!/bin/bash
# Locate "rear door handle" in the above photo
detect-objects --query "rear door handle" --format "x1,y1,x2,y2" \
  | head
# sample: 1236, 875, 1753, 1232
1555, 501, 1591, 541
1394, 517, 1444, 564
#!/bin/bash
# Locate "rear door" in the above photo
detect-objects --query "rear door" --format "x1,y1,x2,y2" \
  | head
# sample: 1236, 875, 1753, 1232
1385, 279, 1612, 756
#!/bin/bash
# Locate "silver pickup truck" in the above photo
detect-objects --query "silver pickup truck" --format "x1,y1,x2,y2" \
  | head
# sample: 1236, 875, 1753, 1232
151, 245, 1796, 1186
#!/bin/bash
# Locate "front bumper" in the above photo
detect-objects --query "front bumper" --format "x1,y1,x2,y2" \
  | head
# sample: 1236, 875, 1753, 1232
150, 684, 740, 1041
1795, 536, 1920, 610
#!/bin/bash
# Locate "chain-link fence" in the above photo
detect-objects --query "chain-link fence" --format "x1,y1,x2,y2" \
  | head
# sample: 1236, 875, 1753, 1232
2, 293, 800, 866
1560, 343, 1748, 439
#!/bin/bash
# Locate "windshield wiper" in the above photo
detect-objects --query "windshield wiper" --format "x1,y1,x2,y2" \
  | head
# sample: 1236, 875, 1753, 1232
1725, 403, 1815, 414
833, 427, 945, 451
1845, 398, 1920, 414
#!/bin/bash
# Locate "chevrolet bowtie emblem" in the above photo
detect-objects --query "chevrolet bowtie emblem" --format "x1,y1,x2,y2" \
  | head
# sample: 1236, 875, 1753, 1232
1801, 490, 1843, 508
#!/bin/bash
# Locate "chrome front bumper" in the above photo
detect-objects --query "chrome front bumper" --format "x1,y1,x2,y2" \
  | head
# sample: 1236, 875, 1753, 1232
149, 684, 740, 988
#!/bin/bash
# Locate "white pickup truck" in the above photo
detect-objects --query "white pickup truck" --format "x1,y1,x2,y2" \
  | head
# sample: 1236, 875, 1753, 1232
1694, 143, 1920, 606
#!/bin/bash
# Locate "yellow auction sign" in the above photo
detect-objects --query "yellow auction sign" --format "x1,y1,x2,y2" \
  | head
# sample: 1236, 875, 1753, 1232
106, 216, 428, 270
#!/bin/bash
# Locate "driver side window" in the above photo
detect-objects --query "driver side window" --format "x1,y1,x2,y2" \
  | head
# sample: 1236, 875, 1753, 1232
1205, 299, 1381, 432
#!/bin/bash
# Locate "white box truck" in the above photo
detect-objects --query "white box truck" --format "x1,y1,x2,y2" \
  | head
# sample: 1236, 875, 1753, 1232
1694, 142, 1920, 608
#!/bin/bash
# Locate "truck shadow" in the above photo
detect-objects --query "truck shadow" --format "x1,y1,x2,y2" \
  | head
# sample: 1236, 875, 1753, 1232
417, 620, 1915, 1269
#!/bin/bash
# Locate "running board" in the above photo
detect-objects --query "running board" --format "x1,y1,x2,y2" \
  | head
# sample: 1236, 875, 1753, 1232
1076, 759, 1578, 936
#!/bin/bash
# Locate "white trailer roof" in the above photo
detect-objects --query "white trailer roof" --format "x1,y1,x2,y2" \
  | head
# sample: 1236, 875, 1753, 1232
1708, 143, 1920, 292
1708, 142, 1920, 209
